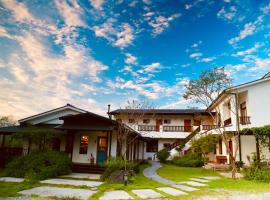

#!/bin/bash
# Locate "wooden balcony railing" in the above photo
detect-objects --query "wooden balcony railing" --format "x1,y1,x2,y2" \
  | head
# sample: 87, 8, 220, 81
224, 118, 232, 126
240, 116, 251, 125
138, 125, 157, 131
202, 125, 219, 130
163, 126, 192, 132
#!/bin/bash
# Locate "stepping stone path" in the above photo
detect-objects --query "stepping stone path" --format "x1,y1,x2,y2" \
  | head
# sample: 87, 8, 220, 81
198, 176, 221, 180
172, 184, 199, 192
179, 181, 208, 187
132, 189, 163, 199
62, 173, 101, 180
99, 191, 134, 200
19, 186, 96, 200
190, 178, 209, 182
157, 187, 187, 196
0, 177, 25, 183
40, 178, 103, 187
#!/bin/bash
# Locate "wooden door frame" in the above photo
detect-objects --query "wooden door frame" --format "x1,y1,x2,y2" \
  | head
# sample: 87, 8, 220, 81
96, 136, 108, 165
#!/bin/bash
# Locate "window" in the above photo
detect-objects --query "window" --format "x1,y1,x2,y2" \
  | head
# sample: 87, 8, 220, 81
164, 119, 171, 124
146, 140, 158, 152
129, 119, 135, 123
194, 119, 201, 126
240, 102, 247, 117
143, 119, 150, 124
219, 139, 223, 155
163, 143, 170, 149
116, 118, 122, 123
79, 135, 89, 154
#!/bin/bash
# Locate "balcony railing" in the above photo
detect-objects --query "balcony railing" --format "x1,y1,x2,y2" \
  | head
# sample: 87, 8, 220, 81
240, 116, 251, 125
163, 126, 192, 132
202, 125, 219, 130
224, 118, 232, 126
138, 125, 157, 131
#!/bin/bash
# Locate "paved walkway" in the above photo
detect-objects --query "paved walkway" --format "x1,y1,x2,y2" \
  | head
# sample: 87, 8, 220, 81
143, 161, 177, 185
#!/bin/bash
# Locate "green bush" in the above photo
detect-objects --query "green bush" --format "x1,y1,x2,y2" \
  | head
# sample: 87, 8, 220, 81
172, 153, 204, 167
244, 167, 270, 183
101, 158, 139, 181
4, 150, 71, 180
157, 149, 170, 163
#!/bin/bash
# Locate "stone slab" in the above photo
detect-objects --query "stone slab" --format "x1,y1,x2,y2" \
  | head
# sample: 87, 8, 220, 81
99, 190, 134, 200
180, 181, 207, 187
132, 189, 162, 199
190, 178, 209, 182
173, 184, 199, 192
62, 173, 101, 180
198, 176, 221, 180
19, 186, 96, 200
40, 178, 102, 187
157, 187, 187, 196
0, 177, 24, 182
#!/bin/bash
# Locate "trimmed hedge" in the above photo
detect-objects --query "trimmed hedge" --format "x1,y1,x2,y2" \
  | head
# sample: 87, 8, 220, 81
4, 150, 72, 180
244, 167, 270, 183
172, 153, 204, 167
101, 158, 139, 181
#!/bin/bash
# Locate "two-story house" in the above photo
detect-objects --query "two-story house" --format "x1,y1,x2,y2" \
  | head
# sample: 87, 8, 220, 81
109, 109, 214, 160
206, 72, 270, 165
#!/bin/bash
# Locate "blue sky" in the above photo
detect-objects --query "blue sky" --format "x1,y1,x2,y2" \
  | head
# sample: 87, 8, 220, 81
0, 0, 269, 119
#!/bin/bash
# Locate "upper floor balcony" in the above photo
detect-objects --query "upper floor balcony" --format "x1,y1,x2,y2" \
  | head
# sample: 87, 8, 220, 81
137, 124, 218, 132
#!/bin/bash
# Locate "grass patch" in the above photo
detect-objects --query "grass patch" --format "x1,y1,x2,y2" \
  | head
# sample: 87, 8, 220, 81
90, 163, 167, 199
157, 163, 220, 182
156, 163, 270, 199
0, 182, 41, 197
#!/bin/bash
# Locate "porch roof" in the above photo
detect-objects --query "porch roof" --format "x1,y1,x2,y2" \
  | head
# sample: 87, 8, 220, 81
55, 124, 115, 131
0, 125, 23, 135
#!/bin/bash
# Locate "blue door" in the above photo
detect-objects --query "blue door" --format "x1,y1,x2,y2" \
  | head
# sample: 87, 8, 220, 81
97, 137, 107, 166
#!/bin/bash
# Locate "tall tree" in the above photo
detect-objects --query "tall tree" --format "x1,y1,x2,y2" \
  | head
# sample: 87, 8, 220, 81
183, 68, 239, 178
0, 116, 16, 127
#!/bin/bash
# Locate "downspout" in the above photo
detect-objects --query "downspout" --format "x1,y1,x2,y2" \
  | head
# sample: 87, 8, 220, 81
230, 92, 242, 162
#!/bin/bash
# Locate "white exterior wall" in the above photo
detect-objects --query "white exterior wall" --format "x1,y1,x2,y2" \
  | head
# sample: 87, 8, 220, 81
72, 131, 117, 164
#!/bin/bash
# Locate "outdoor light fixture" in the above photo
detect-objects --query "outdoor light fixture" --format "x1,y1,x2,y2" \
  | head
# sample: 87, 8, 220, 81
124, 172, 128, 186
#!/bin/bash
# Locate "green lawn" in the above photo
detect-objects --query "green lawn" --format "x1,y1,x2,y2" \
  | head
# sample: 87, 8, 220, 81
156, 163, 270, 200
1, 163, 270, 200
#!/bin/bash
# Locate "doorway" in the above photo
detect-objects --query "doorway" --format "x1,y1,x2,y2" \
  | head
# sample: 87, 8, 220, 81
96, 137, 107, 166
184, 119, 192, 132
156, 119, 162, 131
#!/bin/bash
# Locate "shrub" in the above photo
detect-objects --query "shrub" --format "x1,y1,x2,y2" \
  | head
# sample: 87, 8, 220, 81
172, 153, 204, 167
235, 161, 244, 171
157, 149, 170, 163
101, 158, 139, 181
4, 150, 71, 180
243, 167, 270, 183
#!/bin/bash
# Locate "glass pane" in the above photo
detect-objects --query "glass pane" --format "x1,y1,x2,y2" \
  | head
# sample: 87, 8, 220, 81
79, 135, 89, 154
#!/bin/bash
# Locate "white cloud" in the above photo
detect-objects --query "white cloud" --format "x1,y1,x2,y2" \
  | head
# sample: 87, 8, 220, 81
261, 3, 270, 14
138, 62, 161, 74
93, 20, 134, 48
114, 23, 134, 48
200, 57, 215, 62
124, 53, 137, 65
54, 0, 85, 27
89, 0, 104, 10
249, 58, 270, 72
189, 52, 202, 58
148, 13, 180, 36
233, 42, 261, 57
0, 26, 13, 39
217, 6, 237, 21
228, 16, 263, 44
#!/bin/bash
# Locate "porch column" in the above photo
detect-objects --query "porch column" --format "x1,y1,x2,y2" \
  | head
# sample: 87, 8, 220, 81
142, 141, 144, 160
1, 134, 5, 147
136, 139, 139, 160
108, 131, 112, 160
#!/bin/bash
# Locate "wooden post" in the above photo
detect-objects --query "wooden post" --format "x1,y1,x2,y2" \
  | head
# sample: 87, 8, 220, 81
256, 137, 260, 162
109, 131, 112, 160
142, 141, 144, 160
1, 134, 5, 147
